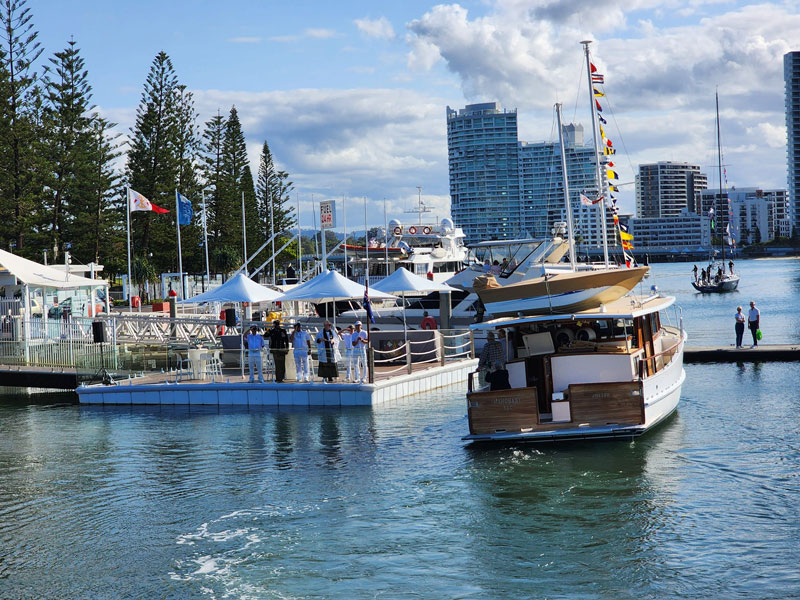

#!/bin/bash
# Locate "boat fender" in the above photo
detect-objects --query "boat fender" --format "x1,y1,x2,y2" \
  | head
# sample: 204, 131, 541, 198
393, 226, 402, 235
422, 226, 431, 235
554, 327, 575, 348
408, 226, 417, 234
576, 327, 596, 342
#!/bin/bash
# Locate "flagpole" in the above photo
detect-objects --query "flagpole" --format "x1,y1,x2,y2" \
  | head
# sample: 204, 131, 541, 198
126, 186, 133, 312
297, 193, 302, 282
582, 40, 610, 267
343, 195, 348, 278
312, 194, 319, 275
364, 195, 370, 345
383, 198, 389, 277
241, 190, 248, 276
175, 189, 185, 300
202, 189, 211, 291
269, 187, 276, 285
320, 199, 328, 272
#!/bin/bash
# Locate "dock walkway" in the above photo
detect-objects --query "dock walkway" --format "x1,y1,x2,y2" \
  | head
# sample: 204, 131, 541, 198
684, 344, 800, 363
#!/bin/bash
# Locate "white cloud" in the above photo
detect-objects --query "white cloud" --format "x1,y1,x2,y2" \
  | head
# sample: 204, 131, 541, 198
227, 36, 262, 44
190, 88, 451, 222
355, 16, 396, 40
304, 28, 338, 39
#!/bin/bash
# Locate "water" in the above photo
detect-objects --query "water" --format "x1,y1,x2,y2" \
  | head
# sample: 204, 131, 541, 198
2, 258, 800, 598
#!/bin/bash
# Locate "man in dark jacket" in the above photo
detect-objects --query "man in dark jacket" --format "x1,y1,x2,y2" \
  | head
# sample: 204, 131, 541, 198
485, 361, 511, 391
267, 320, 290, 382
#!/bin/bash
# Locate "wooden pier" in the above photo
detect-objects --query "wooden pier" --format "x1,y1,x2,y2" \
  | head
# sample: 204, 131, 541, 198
684, 345, 800, 363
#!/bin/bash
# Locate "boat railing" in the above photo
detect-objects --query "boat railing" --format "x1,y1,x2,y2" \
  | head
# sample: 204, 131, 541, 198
637, 337, 683, 379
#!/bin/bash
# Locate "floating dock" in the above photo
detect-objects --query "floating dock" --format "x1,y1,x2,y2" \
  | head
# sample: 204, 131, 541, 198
77, 359, 478, 406
684, 344, 800, 363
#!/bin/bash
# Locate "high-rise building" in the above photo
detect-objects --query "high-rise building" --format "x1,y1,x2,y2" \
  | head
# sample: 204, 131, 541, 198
446, 103, 611, 246
635, 162, 708, 218
518, 124, 614, 247
786, 51, 800, 236
446, 102, 520, 243
695, 187, 790, 244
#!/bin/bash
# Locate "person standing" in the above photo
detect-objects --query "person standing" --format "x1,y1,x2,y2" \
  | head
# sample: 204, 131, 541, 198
734, 306, 746, 349
340, 325, 355, 381
478, 331, 506, 376
728, 260, 734, 274
290, 323, 312, 382
748, 301, 760, 348
420, 311, 437, 330
352, 321, 369, 383
267, 320, 289, 382
245, 325, 265, 384
692, 265, 698, 281
315, 321, 339, 382
485, 361, 511, 391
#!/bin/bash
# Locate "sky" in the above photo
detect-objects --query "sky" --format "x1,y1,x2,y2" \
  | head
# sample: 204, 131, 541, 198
33, 0, 800, 231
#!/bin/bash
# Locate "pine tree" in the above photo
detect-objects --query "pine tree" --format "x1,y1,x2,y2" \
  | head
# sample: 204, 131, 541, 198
255, 140, 295, 280
201, 111, 225, 256
126, 51, 179, 267
0, 0, 43, 254
220, 106, 257, 269
172, 84, 202, 273
40, 38, 94, 261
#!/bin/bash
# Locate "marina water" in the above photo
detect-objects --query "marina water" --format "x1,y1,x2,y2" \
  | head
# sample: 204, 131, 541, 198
1, 258, 799, 598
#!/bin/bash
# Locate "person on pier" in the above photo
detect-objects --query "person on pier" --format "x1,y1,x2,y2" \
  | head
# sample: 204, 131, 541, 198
291, 323, 312, 382
352, 321, 369, 383
316, 321, 339, 383
748, 301, 760, 348
245, 325, 266, 384
340, 325, 355, 381
734, 306, 746, 349
267, 320, 289, 382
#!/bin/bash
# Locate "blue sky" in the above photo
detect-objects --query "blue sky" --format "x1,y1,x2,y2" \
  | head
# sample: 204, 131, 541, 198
34, 0, 800, 230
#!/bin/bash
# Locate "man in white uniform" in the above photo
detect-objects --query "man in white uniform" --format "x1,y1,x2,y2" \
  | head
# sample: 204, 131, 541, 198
352, 321, 369, 383
340, 325, 354, 381
245, 325, 265, 383
290, 323, 312, 382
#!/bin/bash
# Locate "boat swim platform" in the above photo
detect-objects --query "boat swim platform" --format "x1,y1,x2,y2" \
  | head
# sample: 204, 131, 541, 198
76, 358, 479, 406
684, 345, 800, 363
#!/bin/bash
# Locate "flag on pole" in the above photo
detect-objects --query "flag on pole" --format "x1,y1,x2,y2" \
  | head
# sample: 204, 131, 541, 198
176, 191, 193, 226
708, 207, 715, 229
592, 74, 605, 84
129, 188, 169, 214
593, 88, 605, 97
580, 193, 593, 206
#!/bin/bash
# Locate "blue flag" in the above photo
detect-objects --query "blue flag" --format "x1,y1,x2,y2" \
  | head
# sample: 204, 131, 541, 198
363, 288, 375, 324
176, 192, 193, 226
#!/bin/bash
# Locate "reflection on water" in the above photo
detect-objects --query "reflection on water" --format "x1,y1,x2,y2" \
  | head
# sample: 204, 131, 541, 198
2, 363, 800, 598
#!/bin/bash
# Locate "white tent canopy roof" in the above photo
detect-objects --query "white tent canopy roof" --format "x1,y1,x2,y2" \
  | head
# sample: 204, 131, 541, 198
180, 272, 282, 304
276, 270, 397, 303
0, 249, 107, 289
371, 267, 459, 295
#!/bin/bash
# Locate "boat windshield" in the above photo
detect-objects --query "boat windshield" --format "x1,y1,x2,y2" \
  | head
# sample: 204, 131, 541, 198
468, 240, 543, 277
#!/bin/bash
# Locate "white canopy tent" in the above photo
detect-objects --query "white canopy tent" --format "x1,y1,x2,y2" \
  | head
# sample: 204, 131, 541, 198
179, 272, 282, 304
0, 248, 109, 318
371, 266, 459, 338
275, 269, 396, 303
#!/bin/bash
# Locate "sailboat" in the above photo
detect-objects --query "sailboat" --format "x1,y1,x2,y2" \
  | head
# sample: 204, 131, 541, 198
475, 45, 648, 317
691, 91, 740, 293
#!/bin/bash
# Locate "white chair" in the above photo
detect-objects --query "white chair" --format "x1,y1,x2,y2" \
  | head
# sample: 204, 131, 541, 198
206, 350, 224, 379
174, 352, 191, 382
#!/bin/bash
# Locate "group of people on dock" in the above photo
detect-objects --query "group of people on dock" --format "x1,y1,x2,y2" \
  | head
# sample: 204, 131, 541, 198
693, 261, 734, 285
734, 301, 761, 349
245, 320, 369, 384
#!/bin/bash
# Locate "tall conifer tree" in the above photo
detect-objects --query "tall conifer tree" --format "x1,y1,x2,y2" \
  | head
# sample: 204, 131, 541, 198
0, 0, 43, 253
201, 111, 226, 263
255, 140, 295, 277
126, 51, 179, 266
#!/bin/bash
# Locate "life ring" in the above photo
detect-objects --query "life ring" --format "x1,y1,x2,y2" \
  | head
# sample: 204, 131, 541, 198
393, 226, 402, 235
422, 226, 431, 235
408, 226, 417, 234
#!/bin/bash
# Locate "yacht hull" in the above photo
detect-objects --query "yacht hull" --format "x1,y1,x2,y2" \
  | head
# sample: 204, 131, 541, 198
691, 275, 739, 293
478, 266, 649, 317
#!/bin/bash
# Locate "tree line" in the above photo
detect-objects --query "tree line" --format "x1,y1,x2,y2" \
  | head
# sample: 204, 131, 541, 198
0, 0, 296, 285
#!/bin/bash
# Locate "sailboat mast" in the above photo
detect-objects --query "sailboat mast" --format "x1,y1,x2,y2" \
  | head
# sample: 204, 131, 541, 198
716, 90, 726, 266
581, 40, 610, 267
556, 103, 577, 270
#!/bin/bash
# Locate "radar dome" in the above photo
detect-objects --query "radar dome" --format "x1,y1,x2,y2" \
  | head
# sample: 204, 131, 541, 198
440, 218, 454, 232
